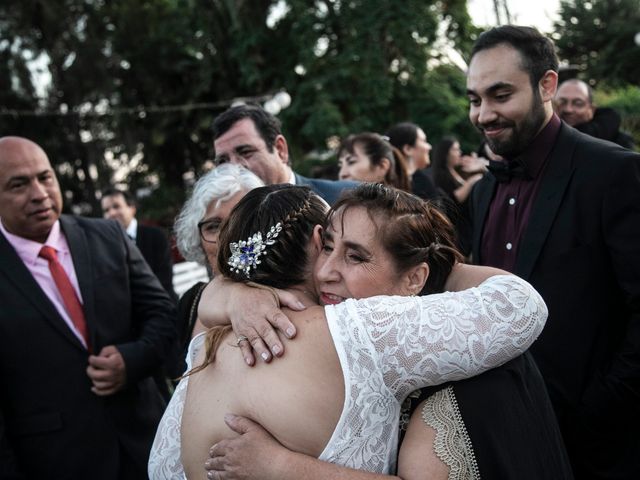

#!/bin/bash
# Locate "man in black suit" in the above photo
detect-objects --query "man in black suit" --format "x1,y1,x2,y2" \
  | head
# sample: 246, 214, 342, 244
101, 188, 176, 299
467, 26, 640, 479
212, 104, 357, 205
0, 136, 176, 479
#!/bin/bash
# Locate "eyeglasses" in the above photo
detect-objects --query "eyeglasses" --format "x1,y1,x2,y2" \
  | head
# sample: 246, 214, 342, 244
556, 98, 588, 109
198, 218, 222, 243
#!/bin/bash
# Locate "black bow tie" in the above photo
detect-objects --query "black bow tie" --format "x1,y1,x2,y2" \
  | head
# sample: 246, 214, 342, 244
487, 159, 529, 183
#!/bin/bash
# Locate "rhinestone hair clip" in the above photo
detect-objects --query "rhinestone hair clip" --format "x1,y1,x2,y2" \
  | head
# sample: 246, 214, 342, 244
228, 223, 283, 277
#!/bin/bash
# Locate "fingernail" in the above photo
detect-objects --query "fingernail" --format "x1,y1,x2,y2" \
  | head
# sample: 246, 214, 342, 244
205, 459, 212, 468
272, 344, 281, 355
296, 301, 306, 309
286, 327, 295, 338
245, 357, 254, 366
224, 413, 235, 422
207, 472, 214, 479
261, 352, 270, 361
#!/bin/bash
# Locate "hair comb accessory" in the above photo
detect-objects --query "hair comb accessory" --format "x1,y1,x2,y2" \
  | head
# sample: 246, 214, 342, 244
228, 223, 283, 277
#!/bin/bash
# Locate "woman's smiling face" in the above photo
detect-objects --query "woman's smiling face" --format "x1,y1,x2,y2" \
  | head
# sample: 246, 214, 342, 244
313, 206, 406, 305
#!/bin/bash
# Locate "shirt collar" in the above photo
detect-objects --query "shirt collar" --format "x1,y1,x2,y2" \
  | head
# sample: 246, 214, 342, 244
126, 217, 138, 239
507, 113, 561, 180
0, 219, 67, 266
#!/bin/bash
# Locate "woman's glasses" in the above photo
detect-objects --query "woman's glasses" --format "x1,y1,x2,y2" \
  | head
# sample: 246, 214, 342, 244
198, 218, 221, 243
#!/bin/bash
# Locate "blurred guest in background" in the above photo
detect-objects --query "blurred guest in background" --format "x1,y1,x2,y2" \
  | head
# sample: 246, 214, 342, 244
430, 136, 484, 254
101, 188, 176, 300
431, 137, 484, 204
386, 122, 440, 200
213, 104, 356, 205
555, 79, 635, 149
337, 132, 411, 191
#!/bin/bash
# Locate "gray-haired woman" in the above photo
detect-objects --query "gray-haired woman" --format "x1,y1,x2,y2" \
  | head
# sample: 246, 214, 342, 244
168, 164, 263, 378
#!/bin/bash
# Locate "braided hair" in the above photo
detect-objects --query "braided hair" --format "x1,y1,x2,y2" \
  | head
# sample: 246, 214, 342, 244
187, 185, 328, 373
217, 184, 327, 288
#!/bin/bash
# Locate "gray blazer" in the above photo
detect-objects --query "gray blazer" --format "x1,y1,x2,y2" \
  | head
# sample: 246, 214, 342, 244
294, 172, 358, 205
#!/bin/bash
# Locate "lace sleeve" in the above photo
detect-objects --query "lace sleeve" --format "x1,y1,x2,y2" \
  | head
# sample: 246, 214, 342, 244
328, 274, 547, 401
148, 333, 206, 480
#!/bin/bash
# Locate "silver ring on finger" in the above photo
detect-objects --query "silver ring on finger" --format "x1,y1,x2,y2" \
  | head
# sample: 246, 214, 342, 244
235, 335, 249, 346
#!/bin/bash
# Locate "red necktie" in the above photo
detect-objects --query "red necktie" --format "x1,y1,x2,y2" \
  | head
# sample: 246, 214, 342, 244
39, 246, 91, 350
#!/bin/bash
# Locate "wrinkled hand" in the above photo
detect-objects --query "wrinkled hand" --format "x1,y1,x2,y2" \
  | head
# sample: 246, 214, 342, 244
87, 345, 126, 396
205, 414, 287, 480
199, 278, 306, 366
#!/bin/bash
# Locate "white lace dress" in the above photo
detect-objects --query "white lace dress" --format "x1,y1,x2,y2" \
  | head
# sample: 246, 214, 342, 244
148, 275, 546, 478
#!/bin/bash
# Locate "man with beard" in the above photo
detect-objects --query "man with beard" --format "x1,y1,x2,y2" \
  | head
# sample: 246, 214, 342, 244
467, 26, 640, 479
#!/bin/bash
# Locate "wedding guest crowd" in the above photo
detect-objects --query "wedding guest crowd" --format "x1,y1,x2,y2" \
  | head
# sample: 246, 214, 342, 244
1, 23, 638, 480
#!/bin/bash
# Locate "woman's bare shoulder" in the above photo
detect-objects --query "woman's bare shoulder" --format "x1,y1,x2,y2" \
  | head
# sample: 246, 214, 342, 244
283, 305, 327, 325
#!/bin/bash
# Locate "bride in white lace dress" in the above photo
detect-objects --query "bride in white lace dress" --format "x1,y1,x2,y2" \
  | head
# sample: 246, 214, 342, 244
149, 184, 547, 479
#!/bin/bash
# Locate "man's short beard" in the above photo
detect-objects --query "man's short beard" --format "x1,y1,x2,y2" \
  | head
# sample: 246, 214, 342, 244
483, 90, 547, 158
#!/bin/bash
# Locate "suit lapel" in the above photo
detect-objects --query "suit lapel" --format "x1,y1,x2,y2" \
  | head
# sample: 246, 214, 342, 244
0, 227, 86, 350
60, 215, 97, 348
515, 125, 577, 279
471, 174, 497, 262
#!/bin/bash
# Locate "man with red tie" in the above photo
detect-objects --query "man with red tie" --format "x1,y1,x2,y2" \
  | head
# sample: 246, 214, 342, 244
0, 136, 176, 479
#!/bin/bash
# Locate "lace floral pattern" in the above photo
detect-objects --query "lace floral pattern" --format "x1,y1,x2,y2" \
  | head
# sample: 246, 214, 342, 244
148, 334, 206, 479
318, 275, 546, 473
421, 386, 480, 480
148, 275, 546, 477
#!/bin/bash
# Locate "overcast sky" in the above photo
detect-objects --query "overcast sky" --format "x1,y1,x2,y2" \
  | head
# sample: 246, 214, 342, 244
468, 0, 561, 32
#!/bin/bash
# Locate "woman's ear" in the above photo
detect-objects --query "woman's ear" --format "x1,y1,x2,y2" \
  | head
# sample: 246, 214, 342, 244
375, 157, 392, 176
312, 224, 324, 254
402, 144, 413, 160
404, 262, 430, 295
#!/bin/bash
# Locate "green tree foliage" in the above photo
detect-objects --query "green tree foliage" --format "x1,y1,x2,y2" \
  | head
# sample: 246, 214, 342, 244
277, 0, 480, 160
0, 0, 479, 219
596, 86, 640, 150
0, 0, 219, 217
553, 0, 640, 86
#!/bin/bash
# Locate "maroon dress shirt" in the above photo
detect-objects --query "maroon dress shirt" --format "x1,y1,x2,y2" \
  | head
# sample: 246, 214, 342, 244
480, 114, 562, 271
